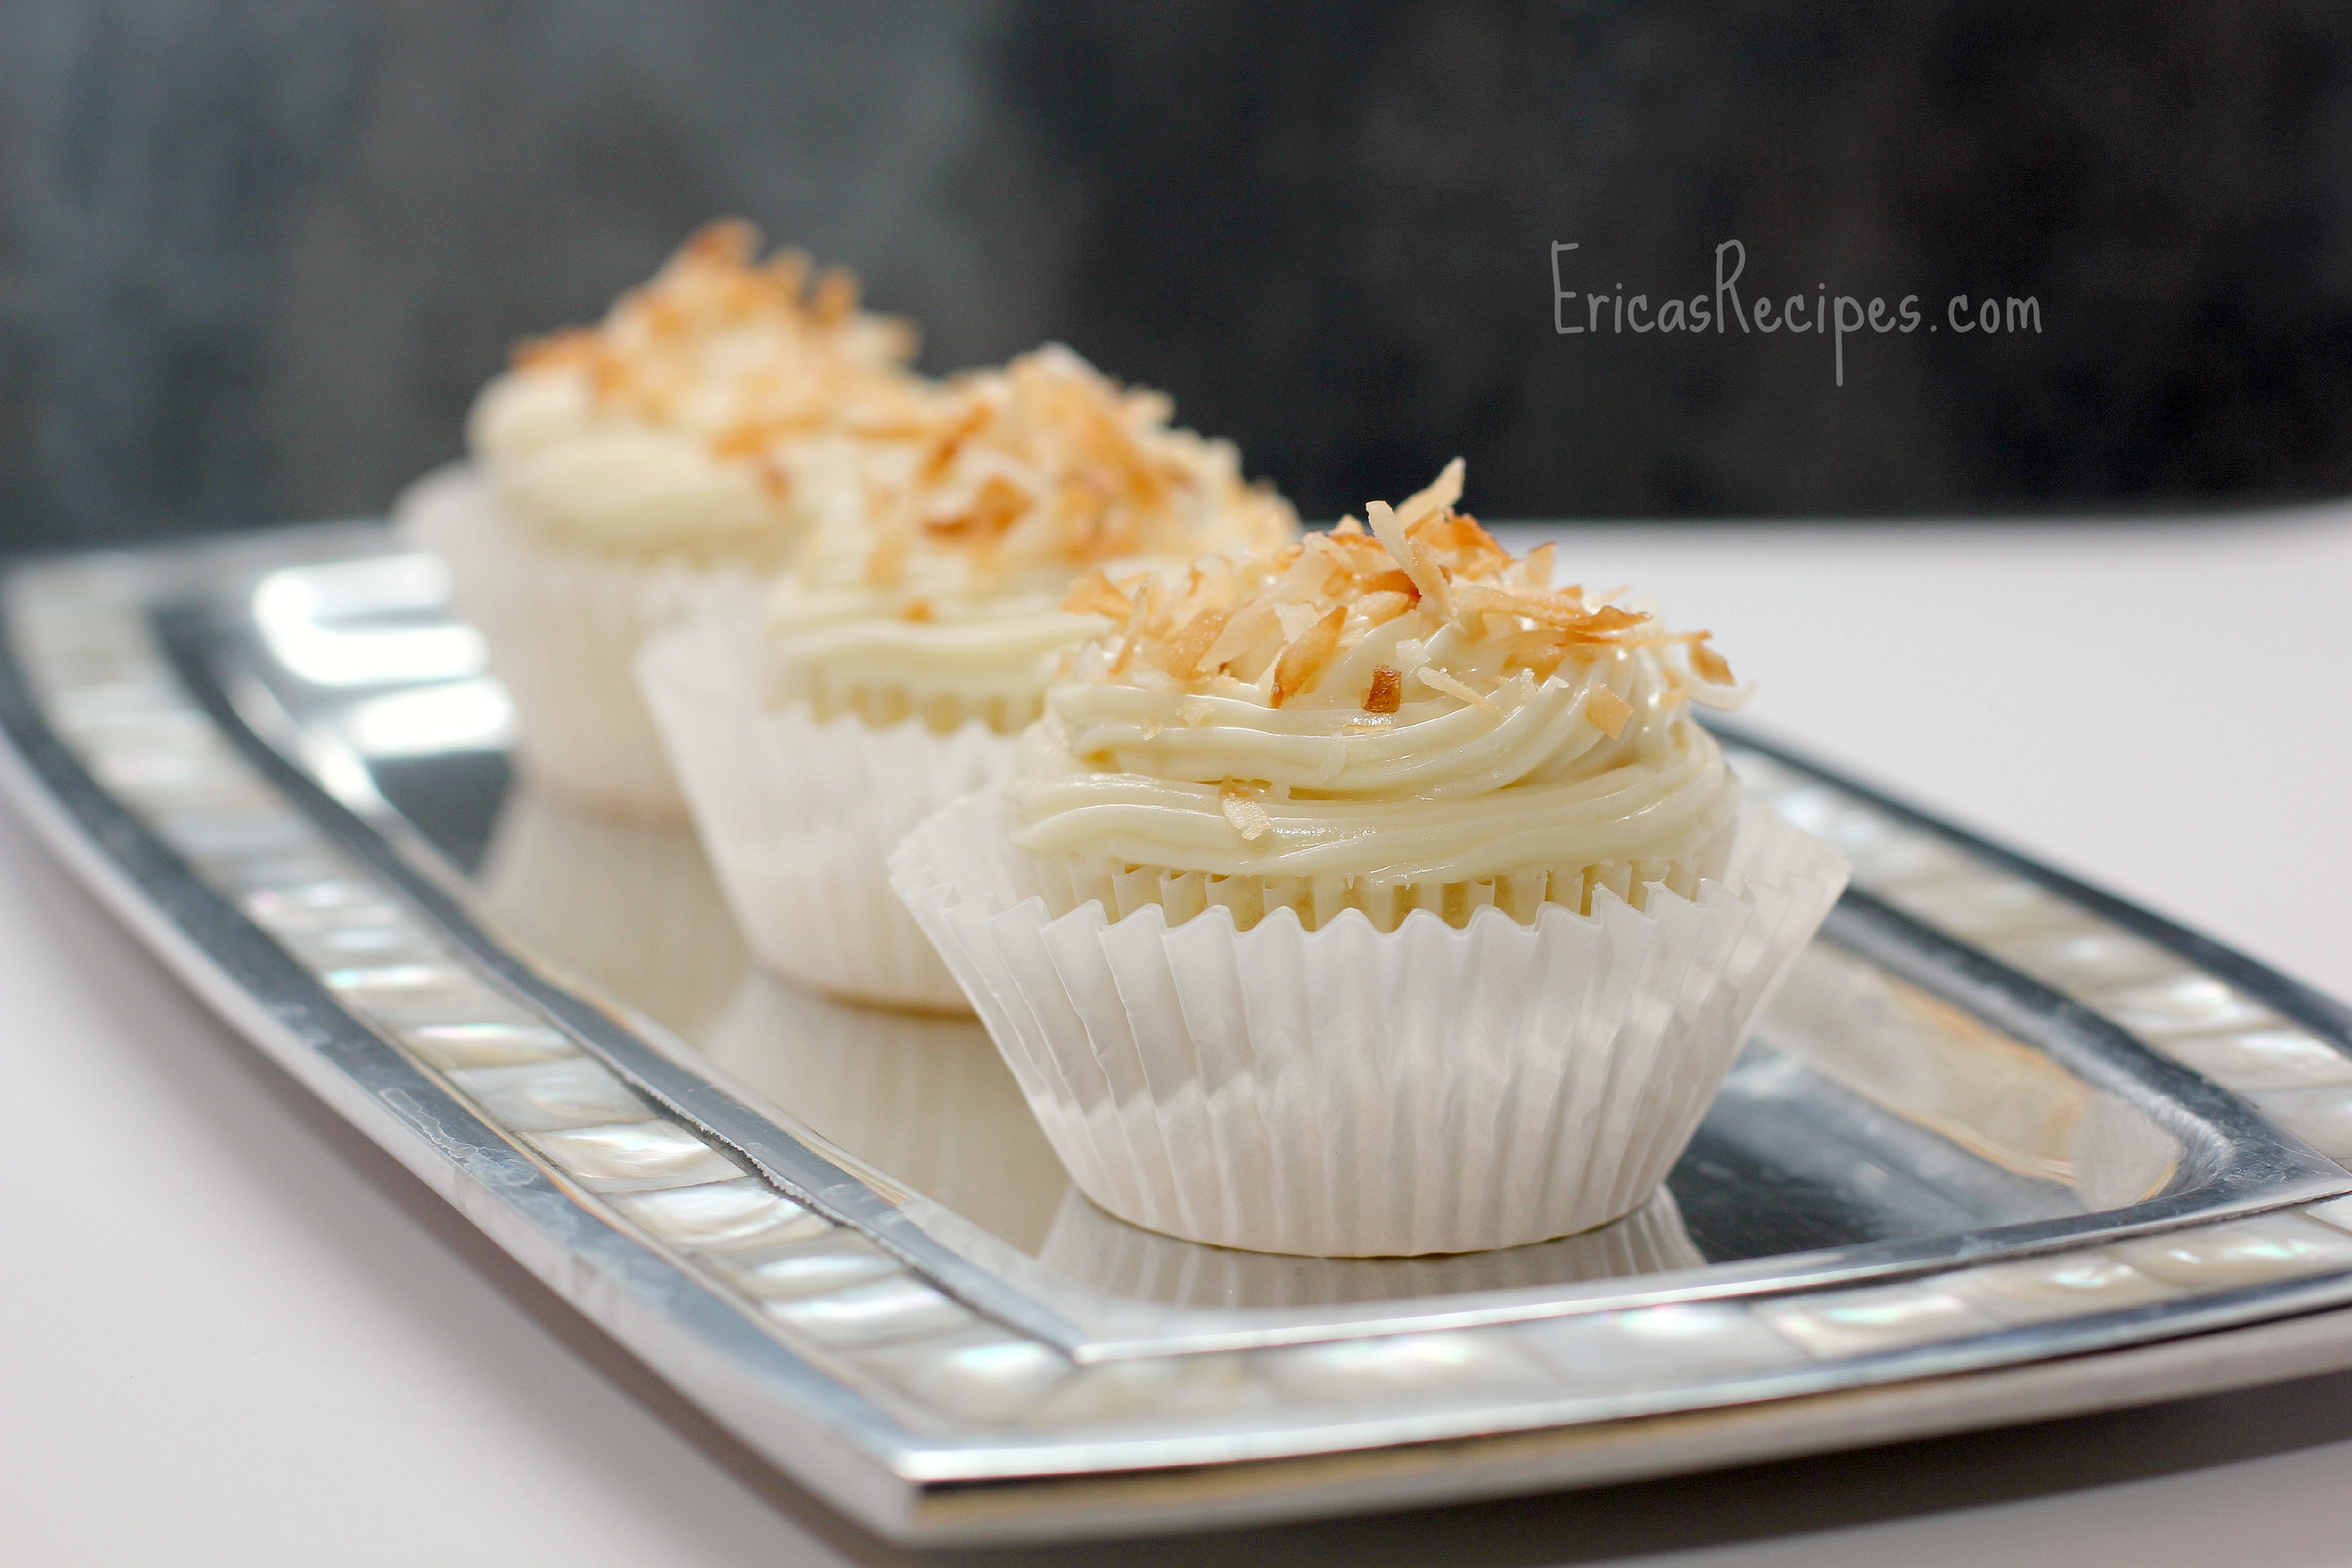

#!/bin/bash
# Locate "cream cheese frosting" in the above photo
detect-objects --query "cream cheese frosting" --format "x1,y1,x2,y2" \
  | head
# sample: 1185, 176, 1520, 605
761, 345, 1298, 731
465, 220, 936, 565
1006, 461, 1747, 894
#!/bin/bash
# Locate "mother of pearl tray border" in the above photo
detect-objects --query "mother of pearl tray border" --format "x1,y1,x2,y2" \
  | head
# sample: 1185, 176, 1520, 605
11, 520, 2352, 1547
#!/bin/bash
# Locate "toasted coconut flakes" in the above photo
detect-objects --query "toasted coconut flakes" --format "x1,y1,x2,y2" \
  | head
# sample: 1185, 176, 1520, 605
1138, 571, 1182, 643
899, 597, 934, 622
1585, 686, 1633, 739
1270, 556, 1340, 607
834, 348, 1295, 588
1408, 512, 1511, 578
1366, 500, 1454, 622
1395, 456, 1466, 529
1110, 574, 1170, 676
684, 218, 758, 265
1163, 607, 1231, 678
1200, 598, 1281, 670
1270, 605, 1345, 707
1270, 601, 1318, 641
1503, 634, 1572, 684
810, 267, 859, 325
712, 413, 827, 459
761, 246, 811, 296
1071, 461, 1736, 724
527, 257, 1295, 588
1219, 785, 1272, 841
1062, 569, 1134, 620
1413, 665, 1499, 712
863, 530, 907, 586
508, 222, 919, 454
1179, 695, 1215, 727
1108, 622, 1143, 676
1452, 582, 1592, 629
511, 327, 603, 374
917, 403, 992, 485
1575, 604, 1650, 639
923, 474, 1029, 543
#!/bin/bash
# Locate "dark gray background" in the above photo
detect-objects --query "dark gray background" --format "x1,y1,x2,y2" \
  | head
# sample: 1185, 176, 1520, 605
6, 1, 2352, 545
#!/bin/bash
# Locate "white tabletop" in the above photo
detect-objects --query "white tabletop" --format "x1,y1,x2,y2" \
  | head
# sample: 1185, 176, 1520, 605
8, 509, 2352, 1567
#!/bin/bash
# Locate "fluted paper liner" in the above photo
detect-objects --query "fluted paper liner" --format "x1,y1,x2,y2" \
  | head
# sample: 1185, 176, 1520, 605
401, 464, 754, 821
638, 612, 1017, 1012
890, 793, 1847, 1256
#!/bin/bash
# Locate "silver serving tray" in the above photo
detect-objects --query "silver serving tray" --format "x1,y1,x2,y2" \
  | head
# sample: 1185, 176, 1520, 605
13, 520, 2352, 1545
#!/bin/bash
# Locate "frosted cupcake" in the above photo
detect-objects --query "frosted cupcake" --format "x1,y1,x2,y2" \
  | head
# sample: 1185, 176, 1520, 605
639, 345, 1297, 1012
892, 461, 1849, 1256
399, 220, 934, 819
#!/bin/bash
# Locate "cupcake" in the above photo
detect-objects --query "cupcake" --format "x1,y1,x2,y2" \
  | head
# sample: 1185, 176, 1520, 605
398, 220, 934, 819
639, 345, 1298, 1012
892, 461, 1849, 1256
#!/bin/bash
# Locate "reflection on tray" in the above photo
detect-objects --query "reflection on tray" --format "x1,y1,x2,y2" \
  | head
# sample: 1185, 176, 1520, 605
1038, 1185, 1703, 1309
1764, 941, 2181, 1207
706, 973, 1074, 1253
353, 676, 2224, 1319
452, 780, 2193, 1307
476, 785, 747, 1043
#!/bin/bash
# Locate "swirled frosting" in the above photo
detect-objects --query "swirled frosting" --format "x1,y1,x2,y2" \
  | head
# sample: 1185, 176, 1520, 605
465, 220, 936, 564
1006, 460, 1747, 890
761, 345, 1298, 731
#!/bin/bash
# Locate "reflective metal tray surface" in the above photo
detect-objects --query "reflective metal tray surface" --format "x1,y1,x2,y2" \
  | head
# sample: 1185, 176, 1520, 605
11, 522, 2352, 1543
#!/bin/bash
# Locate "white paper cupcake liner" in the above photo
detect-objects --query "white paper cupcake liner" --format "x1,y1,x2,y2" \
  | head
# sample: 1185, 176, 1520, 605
890, 793, 1848, 1256
398, 464, 756, 822
637, 611, 1019, 1012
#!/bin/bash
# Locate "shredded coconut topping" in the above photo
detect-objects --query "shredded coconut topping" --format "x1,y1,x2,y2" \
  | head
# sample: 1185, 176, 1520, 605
504, 219, 934, 480
1060, 459, 1739, 710
1218, 784, 1273, 841
793, 344, 1297, 595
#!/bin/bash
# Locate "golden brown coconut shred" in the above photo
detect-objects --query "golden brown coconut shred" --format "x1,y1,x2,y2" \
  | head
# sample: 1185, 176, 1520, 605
836, 347, 1297, 591
1062, 458, 1739, 708
505, 219, 925, 454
